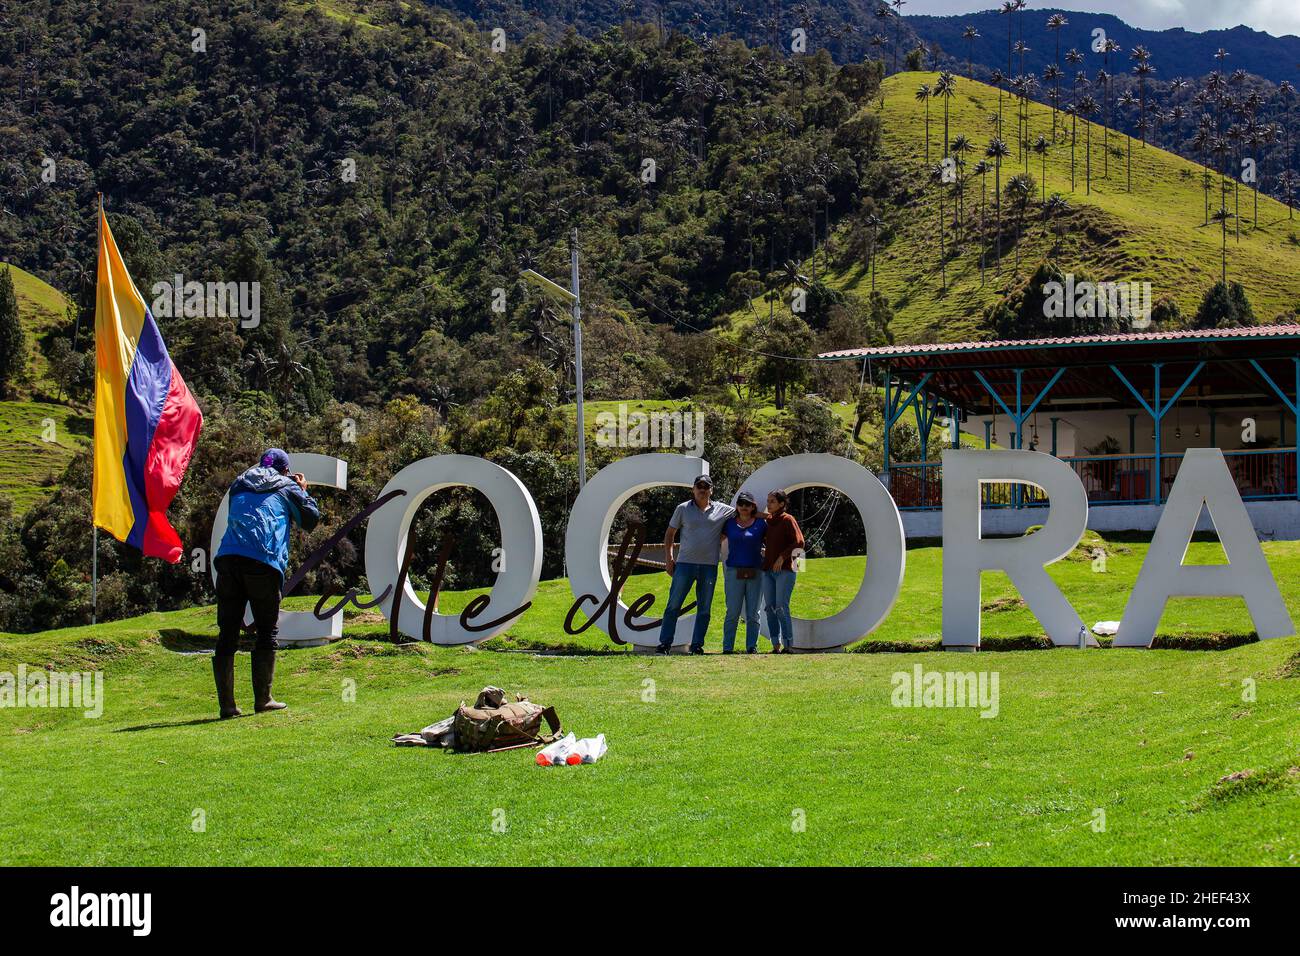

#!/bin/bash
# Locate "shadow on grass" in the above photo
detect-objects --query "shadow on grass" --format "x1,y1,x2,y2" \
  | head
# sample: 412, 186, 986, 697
115, 715, 228, 732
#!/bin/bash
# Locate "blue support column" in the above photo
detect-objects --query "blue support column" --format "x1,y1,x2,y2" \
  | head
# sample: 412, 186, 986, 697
1127, 413, 1137, 454
1247, 357, 1300, 501
882, 369, 932, 477
1050, 417, 1059, 456
1111, 361, 1204, 505
1153, 364, 1162, 504
951, 403, 961, 448
984, 420, 992, 448
972, 367, 1067, 507
882, 370, 892, 473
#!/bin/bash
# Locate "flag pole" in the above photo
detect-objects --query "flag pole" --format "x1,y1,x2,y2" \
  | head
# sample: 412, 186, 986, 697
92, 194, 101, 626
92, 527, 98, 625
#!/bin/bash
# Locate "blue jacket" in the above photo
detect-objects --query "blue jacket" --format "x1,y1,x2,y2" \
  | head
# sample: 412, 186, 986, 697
215, 466, 321, 580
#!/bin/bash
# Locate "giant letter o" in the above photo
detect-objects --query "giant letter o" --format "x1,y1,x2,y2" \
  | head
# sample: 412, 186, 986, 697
565, 454, 706, 649
363, 455, 542, 644
738, 454, 905, 651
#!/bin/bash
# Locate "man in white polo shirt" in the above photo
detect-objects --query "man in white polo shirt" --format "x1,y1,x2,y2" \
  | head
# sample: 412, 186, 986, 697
656, 474, 736, 655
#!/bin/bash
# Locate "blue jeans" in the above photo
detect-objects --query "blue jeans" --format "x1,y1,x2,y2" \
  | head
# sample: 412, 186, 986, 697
722, 565, 762, 652
762, 569, 797, 649
658, 562, 718, 652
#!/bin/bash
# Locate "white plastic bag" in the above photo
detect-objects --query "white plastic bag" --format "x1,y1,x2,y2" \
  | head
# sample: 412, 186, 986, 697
535, 732, 577, 766
535, 733, 607, 766
570, 734, 608, 765
1091, 621, 1120, 636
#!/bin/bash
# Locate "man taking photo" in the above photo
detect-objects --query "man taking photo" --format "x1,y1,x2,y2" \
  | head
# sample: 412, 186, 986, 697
212, 448, 321, 718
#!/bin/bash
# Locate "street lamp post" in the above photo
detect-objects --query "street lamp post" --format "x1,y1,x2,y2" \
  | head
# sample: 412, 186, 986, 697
521, 228, 586, 488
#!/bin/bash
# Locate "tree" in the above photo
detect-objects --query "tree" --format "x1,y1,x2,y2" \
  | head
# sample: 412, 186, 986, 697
929, 163, 949, 290
1131, 46, 1155, 146
962, 25, 979, 79
1032, 133, 1050, 199
1005, 172, 1035, 275
1193, 280, 1255, 329
0, 267, 25, 398
1077, 94, 1098, 194
985, 137, 1010, 274
1046, 13, 1068, 134
1042, 193, 1070, 255
1211, 206, 1235, 283
890, 0, 907, 74
916, 83, 932, 163
753, 310, 813, 409
935, 72, 956, 159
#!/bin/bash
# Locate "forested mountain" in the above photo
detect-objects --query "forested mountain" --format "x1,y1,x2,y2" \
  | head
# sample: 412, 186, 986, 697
911, 9, 1300, 86
0, 0, 889, 630
3, 0, 1300, 634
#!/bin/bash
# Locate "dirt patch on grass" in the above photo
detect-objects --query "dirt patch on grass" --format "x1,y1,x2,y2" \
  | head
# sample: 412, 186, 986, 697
1191, 764, 1300, 811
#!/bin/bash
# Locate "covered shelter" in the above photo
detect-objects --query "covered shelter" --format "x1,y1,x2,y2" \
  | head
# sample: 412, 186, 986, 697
819, 324, 1300, 537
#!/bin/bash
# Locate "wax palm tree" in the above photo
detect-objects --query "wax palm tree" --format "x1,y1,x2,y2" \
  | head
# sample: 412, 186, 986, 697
1043, 192, 1070, 255
1006, 172, 1034, 275
990, 68, 1007, 135
963, 25, 980, 79
1043, 63, 1063, 137
1211, 205, 1234, 283
973, 159, 991, 284
916, 83, 933, 162
864, 211, 884, 289
1032, 133, 1050, 199
1094, 69, 1110, 177
1131, 47, 1155, 146
986, 136, 1010, 274
1000, 1, 1015, 80
1118, 89, 1137, 191
929, 163, 949, 290
936, 72, 957, 158
1279, 170, 1298, 220
890, 0, 907, 74
1046, 13, 1068, 135
1078, 94, 1098, 194
1246, 119, 1273, 229
951, 133, 974, 235
1101, 37, 1122, 175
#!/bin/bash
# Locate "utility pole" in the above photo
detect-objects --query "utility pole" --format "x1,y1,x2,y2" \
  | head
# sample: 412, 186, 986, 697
521, 227, 586, 489
570, 228, 586, 489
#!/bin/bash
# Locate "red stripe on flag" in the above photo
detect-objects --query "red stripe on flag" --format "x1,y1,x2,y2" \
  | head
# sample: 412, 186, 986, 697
140, 361, 203, 562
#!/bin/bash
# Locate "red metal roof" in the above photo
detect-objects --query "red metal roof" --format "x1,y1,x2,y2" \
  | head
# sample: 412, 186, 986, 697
819, 323, 1300, 360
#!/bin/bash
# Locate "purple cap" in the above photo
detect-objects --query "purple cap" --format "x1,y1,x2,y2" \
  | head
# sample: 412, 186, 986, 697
261, 448, 291, 474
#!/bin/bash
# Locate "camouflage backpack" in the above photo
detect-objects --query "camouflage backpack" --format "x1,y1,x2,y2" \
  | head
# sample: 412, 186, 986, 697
452, 687, 562, 753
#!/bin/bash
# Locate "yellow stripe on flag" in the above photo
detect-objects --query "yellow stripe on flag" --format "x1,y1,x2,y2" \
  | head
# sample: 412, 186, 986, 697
93, 204, 149, 542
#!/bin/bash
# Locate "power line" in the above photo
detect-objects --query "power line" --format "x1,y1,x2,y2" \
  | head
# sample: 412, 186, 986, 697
593, 265, 832, 364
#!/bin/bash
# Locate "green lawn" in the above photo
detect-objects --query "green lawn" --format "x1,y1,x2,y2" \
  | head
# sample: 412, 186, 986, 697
2, 533, 1299, 865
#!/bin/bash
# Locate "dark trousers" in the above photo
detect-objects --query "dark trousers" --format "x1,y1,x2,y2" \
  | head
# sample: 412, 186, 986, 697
215, 555, 282, 656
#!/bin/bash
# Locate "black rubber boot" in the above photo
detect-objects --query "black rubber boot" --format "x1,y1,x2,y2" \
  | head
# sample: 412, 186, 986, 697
212, 654, 242, 719
251, 649, 287, 713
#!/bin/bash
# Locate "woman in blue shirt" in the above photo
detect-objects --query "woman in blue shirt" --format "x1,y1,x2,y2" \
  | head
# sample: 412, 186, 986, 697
720, 490, 767, 653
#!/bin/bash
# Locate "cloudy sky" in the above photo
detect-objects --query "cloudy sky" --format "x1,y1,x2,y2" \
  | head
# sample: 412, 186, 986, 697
915, 1, 1300, 38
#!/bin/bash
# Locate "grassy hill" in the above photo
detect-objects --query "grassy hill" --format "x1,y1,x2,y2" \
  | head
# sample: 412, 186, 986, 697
0, 263, 88, 515
3, 538, 1300, 865
735, 72, 1300, 344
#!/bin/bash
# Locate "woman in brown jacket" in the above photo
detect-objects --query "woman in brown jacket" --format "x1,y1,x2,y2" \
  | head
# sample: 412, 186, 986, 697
760, 489, 804, 653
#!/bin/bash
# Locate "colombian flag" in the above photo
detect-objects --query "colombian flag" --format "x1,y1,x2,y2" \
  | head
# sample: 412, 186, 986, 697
93, 202, 202, 563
